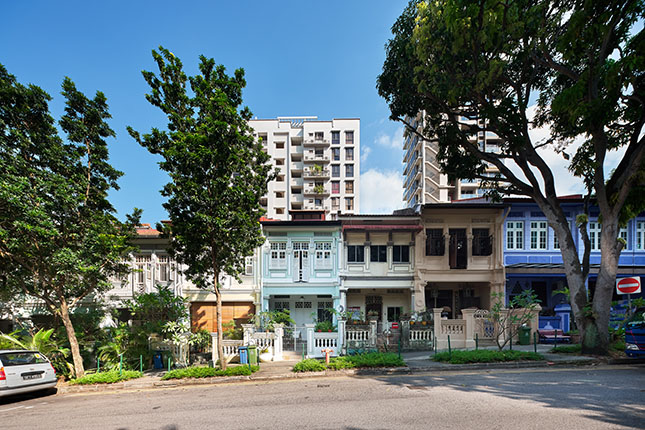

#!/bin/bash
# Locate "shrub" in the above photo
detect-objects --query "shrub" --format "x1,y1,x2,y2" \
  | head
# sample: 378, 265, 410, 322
161, 365, 259, 380
69, 370, 143, 385
550, 345, 582, 354
293, 352, 405, 372
314, 321, 336, 332
433, 349, 544, 364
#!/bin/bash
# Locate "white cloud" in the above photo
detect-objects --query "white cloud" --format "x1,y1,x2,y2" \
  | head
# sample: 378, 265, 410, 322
361, 146, 372, 162
359, 169, 404, 214
375, 127, 405, 149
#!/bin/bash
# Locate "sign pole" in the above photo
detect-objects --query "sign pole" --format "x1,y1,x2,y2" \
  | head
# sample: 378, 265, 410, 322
627, 293, 632, 317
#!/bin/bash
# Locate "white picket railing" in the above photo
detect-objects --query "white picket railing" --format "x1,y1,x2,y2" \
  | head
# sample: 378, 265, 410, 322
410, 329, 433, 342
441, 320, 466, 336
312, 332, 339, 357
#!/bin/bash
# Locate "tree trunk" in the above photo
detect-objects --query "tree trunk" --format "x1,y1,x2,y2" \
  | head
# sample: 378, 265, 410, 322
58, 298, 85, 378
215, 282, 226, 370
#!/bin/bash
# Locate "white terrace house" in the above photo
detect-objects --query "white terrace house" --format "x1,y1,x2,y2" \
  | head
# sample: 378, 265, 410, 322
339, 214, 421, 331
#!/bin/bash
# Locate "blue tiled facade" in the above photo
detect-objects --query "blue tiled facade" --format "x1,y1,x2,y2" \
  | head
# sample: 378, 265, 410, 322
503, 198, 645, 313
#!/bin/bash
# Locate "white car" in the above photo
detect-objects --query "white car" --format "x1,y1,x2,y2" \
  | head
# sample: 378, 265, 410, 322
0, 350, 58, 397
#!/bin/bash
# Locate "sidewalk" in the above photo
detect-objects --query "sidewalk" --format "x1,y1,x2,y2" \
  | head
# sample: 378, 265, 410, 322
57, 346, 621, 395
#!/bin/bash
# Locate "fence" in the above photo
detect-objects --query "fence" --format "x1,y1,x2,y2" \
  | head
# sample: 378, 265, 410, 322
211, 324, 284, 364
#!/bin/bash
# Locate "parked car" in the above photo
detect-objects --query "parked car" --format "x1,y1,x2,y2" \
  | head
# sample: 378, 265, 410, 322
625, 307, 645, 358
0, 350, 58, 397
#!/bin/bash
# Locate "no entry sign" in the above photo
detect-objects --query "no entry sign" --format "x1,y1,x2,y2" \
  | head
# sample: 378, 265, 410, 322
616, 277, 641, 295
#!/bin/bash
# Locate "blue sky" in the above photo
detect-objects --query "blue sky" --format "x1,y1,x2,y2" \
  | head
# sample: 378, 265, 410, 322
1, 0, 410, 223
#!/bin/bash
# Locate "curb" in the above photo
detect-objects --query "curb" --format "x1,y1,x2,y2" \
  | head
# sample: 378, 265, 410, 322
56, 357, 611, 395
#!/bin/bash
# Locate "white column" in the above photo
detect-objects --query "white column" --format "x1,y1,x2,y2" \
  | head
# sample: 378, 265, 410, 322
461, 308, 476, 349
369, 319, 378, 347
337, 319, 346, 352
210, 332, 219, 365
433, 308, 446, 349
273, 324, 284, 361
242, 324, 255, 345
305, 323, 315, 358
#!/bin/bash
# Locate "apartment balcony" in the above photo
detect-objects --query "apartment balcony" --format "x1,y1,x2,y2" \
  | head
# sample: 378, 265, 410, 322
290, 161, 303, 172
303, 202, 330, 211
303, 138, 330, 147
303, 153, 330, 163
303, 167, 330, 179
303, 185, 330, 197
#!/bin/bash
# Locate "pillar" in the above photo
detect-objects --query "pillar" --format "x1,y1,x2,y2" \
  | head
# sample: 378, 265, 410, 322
369, 319, 378, 347
273, 324, 284, 361
461, 308, 476, 349
414, 281, 426, 312
211, 332, 219, 365
305, 323, 315, 358
337, 319, 346, 352
433, 308, 446, 349
401, 319, 410, 349
242, 324, 255, 346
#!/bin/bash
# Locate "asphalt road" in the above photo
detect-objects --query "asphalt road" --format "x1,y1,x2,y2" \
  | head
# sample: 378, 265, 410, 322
1, 365, 643, 430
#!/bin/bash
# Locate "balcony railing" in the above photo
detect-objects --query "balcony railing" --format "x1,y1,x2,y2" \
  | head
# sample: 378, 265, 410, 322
303, 167, 330, 178
303, 153, 330, 163
303, 186, 330, 196
303, 139, 330, 147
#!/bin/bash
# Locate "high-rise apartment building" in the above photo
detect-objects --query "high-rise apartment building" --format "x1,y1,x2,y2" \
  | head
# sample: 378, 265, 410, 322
402, 112, 502, 208
249, 116, 360, 220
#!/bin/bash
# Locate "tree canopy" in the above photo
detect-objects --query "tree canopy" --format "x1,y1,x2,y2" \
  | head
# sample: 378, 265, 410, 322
378, 0, 644, 354
129, 47, 275, 368
0, 64, 140, 376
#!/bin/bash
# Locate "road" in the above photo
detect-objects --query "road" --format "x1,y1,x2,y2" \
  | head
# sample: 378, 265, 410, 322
1, 365, 643, 430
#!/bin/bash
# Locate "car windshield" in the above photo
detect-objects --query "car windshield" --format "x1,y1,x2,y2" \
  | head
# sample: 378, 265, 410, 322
0, 352, 48, 367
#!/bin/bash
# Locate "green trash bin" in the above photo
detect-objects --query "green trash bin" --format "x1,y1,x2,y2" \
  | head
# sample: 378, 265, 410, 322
518, 326, 531, 345
247, 345, 258, 366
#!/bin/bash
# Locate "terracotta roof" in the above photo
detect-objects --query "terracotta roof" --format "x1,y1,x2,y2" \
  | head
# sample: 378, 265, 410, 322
342, 225, 422, 232
136, 224, 161, 236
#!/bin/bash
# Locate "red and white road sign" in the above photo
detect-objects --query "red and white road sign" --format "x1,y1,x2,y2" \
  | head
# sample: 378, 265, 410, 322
616, 276, 641, 295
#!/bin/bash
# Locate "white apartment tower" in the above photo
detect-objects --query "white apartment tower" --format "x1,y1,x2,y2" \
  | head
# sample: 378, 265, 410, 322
402, 112, 502, 207
249, 116, 360, 220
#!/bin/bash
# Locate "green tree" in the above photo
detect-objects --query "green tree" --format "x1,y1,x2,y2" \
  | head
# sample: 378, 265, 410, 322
0, 65, 140, 377
129, 47, 275, 369
378, 1, 644, 354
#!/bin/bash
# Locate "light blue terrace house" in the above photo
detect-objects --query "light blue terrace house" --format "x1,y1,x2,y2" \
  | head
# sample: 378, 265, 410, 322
260, 217, 342, 331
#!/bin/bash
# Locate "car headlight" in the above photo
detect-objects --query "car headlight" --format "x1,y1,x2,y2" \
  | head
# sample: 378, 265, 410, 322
626, 343, 639, 350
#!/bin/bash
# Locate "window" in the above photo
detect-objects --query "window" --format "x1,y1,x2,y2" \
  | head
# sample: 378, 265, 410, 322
317, 301, 333, 323
275, 191, 284, 198
345, 181, 354, 194
331, 197, 340, 211
332, 148, 340, 161
245, 257, 253, 276
588, 222, 601, 250
314, 131, 324, 141
314, 148, 323, 157
347, 245, 364, 263
276, 158, 284, 166
506, 221, 523, 250
552, 228, 560, 249
332, 165, 340, 178
315, 242, 333, 269
370, 245, 387, 262
345, 164, 354, 178
135, 255, 151, 284
638, 222, 645, 250
331, 131, 340, 145
345, 131, 354, 144
276, 175, 284, 182
315, 198, 322, 206
393, 245, 410, 263
387, 307, 402, 322
345, 197, 354, 210
425, 229, 444, 256
157, 255, 170, 282
530, 221, 547, 250
345, 147, 354, 161
269, 242, 287, 268
619, 227, 628, 248
275, 142, 284, 149
331, 181, 340, 194
472, 228, 492, 256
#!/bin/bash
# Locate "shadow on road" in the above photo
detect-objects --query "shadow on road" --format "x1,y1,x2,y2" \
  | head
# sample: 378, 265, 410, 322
0, 387, 57, 405
370, 365, 645, 429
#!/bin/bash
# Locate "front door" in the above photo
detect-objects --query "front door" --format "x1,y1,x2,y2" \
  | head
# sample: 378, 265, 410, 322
365, 295, 383, 322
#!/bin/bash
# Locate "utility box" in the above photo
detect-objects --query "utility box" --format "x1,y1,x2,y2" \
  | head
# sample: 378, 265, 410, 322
239, 346, 249, 365
247, 345, 258, 366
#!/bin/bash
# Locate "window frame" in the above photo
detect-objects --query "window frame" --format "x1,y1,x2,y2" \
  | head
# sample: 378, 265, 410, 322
269, 242, 287, 269
392, 245, 410, 263
506, 221, 524, 250
530, 221, 548, 250
347, 245, 364, 263
370, 245, 387, 263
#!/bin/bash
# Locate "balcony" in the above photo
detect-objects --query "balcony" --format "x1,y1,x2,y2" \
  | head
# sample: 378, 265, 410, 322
303, 167, 330, 179
303, 138, 330, 147
303, 202, 330, 211
303, 185, 330, 196
303, 153, 330, 163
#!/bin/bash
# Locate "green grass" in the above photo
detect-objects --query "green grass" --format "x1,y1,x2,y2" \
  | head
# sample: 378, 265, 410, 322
550, 344, 582, 354
432, 349, 544, 364
69, 370, 143, 385
293, 352, 406, 373
161, 365, 259, 380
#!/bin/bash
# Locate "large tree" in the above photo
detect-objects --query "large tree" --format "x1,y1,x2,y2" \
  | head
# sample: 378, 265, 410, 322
129, 47, 275, 369
378, 0, 644, 354
0, 65, 140, 377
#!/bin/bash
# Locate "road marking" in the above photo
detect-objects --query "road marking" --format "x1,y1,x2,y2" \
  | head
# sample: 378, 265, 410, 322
24, 406, 33, 409
0, 406, 25, 413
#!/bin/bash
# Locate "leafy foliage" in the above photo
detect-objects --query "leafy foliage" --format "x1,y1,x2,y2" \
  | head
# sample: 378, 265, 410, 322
292, 353, 406, 372
0, 328, 72, 376
127, 285, 188, 334
489, 290, 540, 351
69, 370, 143, 385
161, 365, 258, 380
378, 0, 645, 355
0, 64, 141, 377
129, 46, 275, 369
432, 350, 544, 364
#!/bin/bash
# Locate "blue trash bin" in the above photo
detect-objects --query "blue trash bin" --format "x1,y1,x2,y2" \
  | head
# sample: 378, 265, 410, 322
153, 352, 164, 369
239, 346, 249, 365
